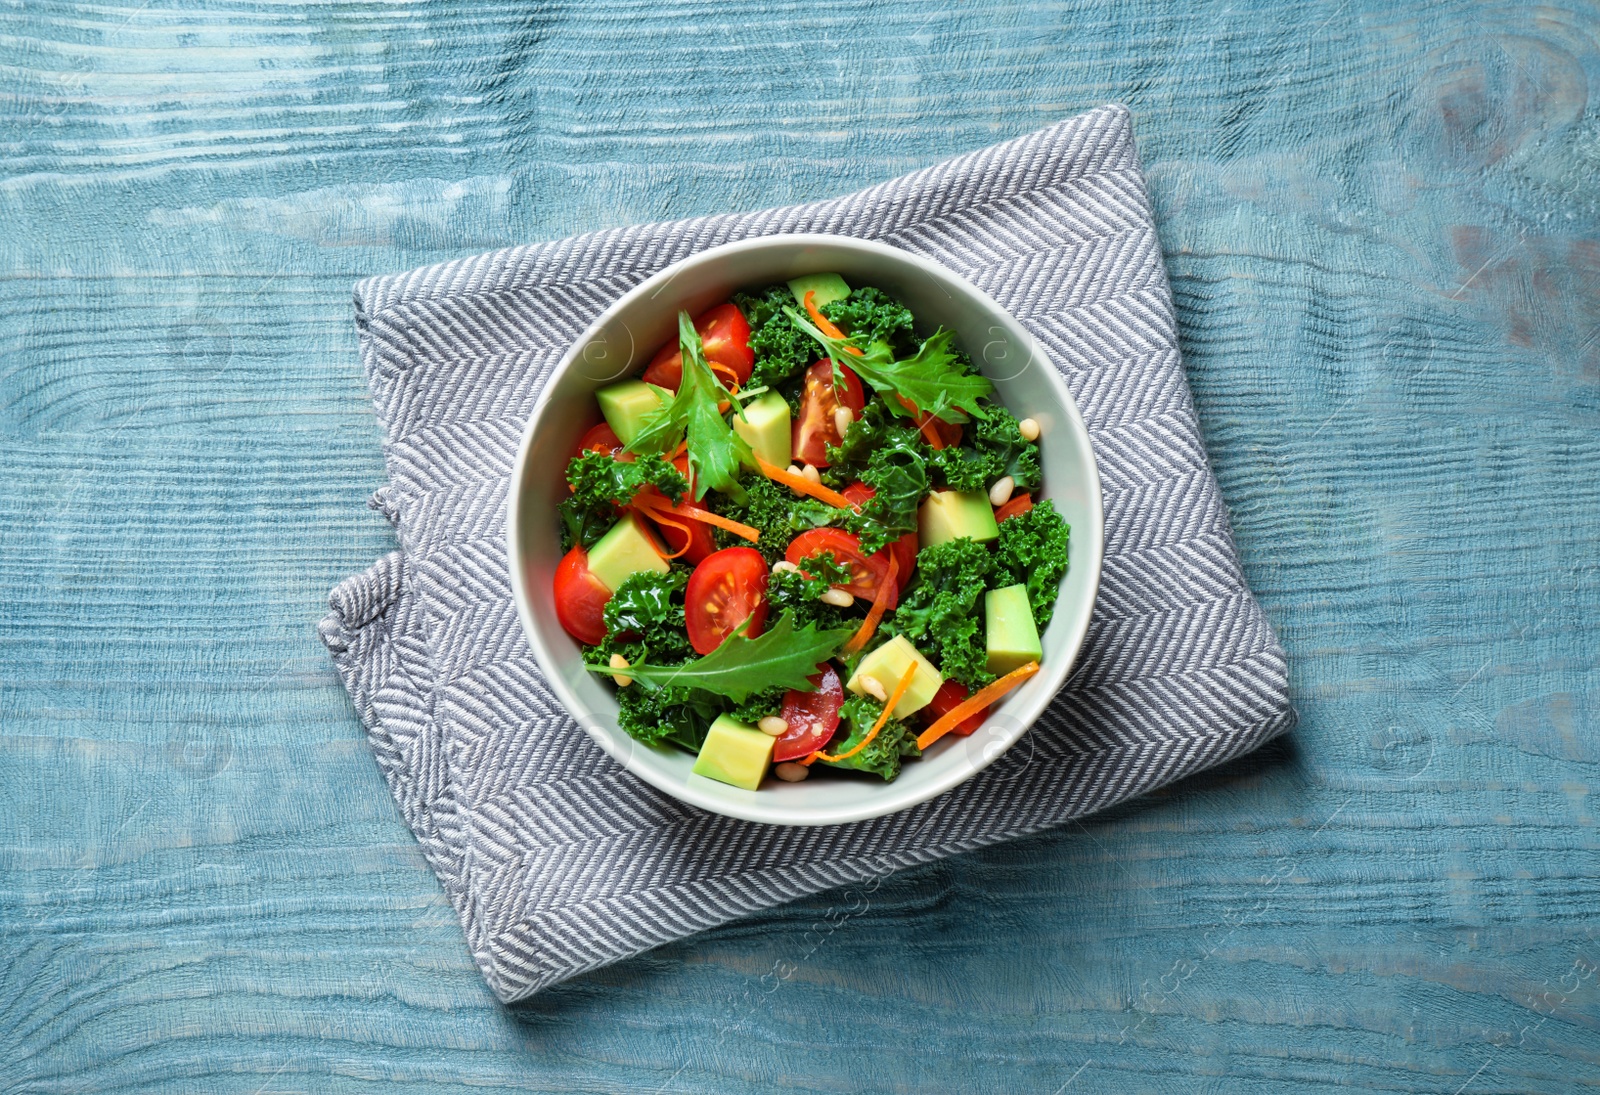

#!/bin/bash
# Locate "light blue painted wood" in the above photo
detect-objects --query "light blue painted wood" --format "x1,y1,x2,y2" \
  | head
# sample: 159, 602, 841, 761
3, 0, 1598, 1091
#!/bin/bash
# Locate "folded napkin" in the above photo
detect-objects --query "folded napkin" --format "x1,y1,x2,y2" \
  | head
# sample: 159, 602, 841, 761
319, 104, 1293, 1003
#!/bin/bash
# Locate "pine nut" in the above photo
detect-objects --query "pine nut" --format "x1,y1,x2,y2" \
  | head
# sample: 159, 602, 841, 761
786, 463, 803, 478
758, 716, 789, 736
858, 674, 887, 702
1018, 417, 1040, 441
989, 476, 1015, 507
802, 463, 821, 485
833, 405, 853, 439
774, 761, 811, 782
608, 652, 633, 688
819, 587, 855, 608
772, 560, 800, 575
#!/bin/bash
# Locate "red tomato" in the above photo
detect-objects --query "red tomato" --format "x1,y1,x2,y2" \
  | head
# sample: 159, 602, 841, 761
772, 665, 845, 762
792, 360, 866, 467
785, 528, 897, 609
573, 421, 632, 462
685, 547, 770, 655
995, 492, 1034, 523
840, 482, 917, 582
641, 302, 754, 390
553, 546, 611, 645
647, 500, 716, 565
924, 679, 986, 737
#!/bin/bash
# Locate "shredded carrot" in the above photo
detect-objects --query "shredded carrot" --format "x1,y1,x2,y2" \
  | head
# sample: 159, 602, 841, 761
803, 291, 864, 355
639, 508, 692, 559
843, 554, 898, 655
813, 662, 918, 763
915, 661, 1041, 751
897, 395, 948, 451
755, 457, 854, 509
635, 493, 760, 543
668, 440, 688, 461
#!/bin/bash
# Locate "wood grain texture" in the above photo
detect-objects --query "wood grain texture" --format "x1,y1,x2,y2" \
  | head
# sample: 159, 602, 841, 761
3, 0, 1599, 1091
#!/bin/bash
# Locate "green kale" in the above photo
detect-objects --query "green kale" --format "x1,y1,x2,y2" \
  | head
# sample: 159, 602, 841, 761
559, 450, 687, 550
711, 473, 839, 562
815, 694, 920, 780
852, 439, 928, 555
994, 498, 1071, 630
602, 570, 693, 663
886, 537, 996, 690
613, 682, 724, 753
927, 406, 1041, 495
765, 556, 851, 632
820, 287, 915, 353
735, 285, 815, 392
726, 686, 787, 724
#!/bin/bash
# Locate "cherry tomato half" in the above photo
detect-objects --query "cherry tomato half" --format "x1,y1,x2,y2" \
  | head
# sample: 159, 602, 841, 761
553, 546, 611, 645
642, 302, 755, 390
646, 499, 717, 565
784, 527, 898, 609
685, 547, 770, 655
773, 664, 845, 762
793, 360, 866, 467
572, 421, 632, 462
924, 679, 986, 737
841, 482, 918, 582
994, 492, 1034, 523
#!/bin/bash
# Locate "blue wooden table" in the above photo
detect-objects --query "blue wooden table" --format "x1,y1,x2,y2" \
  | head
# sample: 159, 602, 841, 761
4, 1, 1598, 1091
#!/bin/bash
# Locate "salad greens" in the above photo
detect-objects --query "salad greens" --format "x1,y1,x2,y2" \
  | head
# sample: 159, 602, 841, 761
815, 694, 920, 780
995, 498, 1073, 631
886, 537, 997, 690
560, 451, 687, 551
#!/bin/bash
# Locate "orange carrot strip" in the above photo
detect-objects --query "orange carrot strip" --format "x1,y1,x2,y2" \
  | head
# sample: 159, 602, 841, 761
897, 395, 947, 451
755, 457, 854, 509
914, 661, 1040, 751
814, 663, 918, 763
804, 291, 864, 356
636, 494, 760, 543
842, 554, 899, 655
637, 507, 692, 560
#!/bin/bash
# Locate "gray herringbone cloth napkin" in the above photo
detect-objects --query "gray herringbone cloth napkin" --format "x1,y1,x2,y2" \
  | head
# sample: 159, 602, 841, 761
319, 104, 1294, 1004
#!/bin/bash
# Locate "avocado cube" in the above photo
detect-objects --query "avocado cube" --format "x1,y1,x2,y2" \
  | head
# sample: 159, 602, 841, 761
846, 634, 943, 719
596, 380, 666, 447
692, 714, 776, 790
587, 512, 668, 593
919, 490, 1000, 549
985, 583, 1042, 675
787, 272, 851, 310
731, 390, 791, 468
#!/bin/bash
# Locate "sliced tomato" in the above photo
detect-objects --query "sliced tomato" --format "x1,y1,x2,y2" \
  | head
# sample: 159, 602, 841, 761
772, 665, 845, 762
573, 421, 632, 462
792, 360, 866, 467
785, 527, 898, 609
641, 302, 755, 390
840, 482, 918, 581
553, 546, 611, 645
685, 547, 770, 655
924, 679, 986, 737
995, 492, 1034, 523
646, 499, 716, 564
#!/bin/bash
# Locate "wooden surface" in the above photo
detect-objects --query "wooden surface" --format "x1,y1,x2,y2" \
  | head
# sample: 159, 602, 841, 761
4, 0, 1599, 1091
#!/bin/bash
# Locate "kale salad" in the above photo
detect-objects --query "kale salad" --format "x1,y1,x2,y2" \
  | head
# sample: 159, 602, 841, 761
552, 273, 1070, 791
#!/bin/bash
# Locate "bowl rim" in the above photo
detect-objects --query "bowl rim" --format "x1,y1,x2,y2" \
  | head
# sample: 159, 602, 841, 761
507, 232, 1103, 826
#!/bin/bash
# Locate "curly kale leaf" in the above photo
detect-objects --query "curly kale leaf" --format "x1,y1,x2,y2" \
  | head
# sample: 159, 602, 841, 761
815, 694, 920, 780
886, 537, 996, 690
726, 686, 788, 725
613, 683, 724, 753
712, 473, 839, 562
820, 404, 928, 554
559, 450, 687, 550
927, 406, 1041, 495
601, 570, 693, 663
994, 498, 1071, 630
765, 555, 852, 632
736, 285, 816, 392
820, 287, 915, 353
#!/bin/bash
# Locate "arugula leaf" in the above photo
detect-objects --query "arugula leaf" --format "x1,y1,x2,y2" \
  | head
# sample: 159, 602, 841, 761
628, 310, 755, 502
588, 611, 852, 702
784, 306, 993, 425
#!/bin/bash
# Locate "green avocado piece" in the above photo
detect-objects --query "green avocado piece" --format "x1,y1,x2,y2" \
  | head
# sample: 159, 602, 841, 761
846, 634, 943, 719
587, 512, 668, 593
985, 583, 1042, 675
596, 379, 666, 447
787, 272, 851, 311
691, 714, 776, 790
731, 390, 791, 468
919, 490, 1000, 549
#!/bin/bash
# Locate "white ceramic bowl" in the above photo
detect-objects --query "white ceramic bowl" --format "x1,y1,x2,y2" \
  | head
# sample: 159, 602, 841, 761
508, 234, 1102, 826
